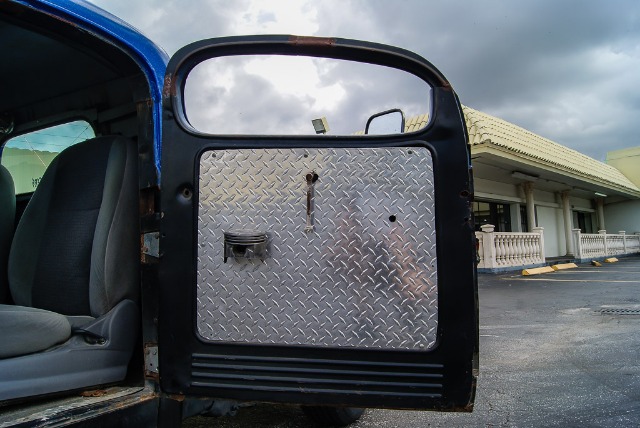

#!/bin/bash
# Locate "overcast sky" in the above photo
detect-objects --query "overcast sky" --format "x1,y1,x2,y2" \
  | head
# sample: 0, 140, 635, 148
89, 0, 640, 161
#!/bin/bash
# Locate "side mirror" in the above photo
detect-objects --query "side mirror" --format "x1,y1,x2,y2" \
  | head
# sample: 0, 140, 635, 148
365, 108, 405, 135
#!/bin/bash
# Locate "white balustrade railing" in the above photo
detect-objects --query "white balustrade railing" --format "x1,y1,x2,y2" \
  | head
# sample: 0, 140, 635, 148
476, 225, 545, 270
573, 229, 640, 260
476, 227, 640, 272
476, 233, 484, 266
628, 234, 640, 253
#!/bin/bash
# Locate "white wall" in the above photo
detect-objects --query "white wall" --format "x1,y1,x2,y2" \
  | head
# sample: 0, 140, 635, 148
537, 206, 564, 257
605, 200, 640, 234
571, 196, 594, 211
474, 177, 521, 201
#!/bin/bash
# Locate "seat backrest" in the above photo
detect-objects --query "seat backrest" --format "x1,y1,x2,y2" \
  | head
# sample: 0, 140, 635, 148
0, 163, 16, 303
8, 136, 139, 317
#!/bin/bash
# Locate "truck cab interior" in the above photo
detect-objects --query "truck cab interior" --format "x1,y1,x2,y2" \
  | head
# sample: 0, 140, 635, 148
0, 5, 152, 403
0, 3, 479, 424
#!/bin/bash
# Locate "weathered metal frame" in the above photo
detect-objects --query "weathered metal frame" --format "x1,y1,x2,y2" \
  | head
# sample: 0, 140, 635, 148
159, 35, 477, 411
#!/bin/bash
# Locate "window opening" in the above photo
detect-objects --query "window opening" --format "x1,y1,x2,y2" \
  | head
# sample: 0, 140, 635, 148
576, 211, 594, 234
1, 120, 95, 194
473, 201, 512, 232
520, 205, 529, 232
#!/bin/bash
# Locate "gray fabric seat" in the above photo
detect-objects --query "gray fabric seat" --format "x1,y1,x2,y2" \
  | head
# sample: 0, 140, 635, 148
0, 136, 139, 400
0, 305, 70, 358
0, 164, 15, 303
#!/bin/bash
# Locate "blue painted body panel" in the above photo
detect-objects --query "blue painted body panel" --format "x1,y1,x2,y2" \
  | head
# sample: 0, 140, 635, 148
14, 0, 169, 178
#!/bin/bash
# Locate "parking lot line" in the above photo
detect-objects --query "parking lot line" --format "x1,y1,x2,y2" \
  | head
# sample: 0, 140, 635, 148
480, 324, 547, 330
553, 270, 640, 274
503, 278, 640, 283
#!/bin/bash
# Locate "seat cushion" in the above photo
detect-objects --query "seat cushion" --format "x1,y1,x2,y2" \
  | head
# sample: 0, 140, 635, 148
8, 136, 139, 317
0, 304, 71, 358
66, 315, 96, 329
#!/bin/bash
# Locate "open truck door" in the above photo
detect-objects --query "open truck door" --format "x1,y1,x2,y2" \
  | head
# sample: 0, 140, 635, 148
158, 35, 477, 412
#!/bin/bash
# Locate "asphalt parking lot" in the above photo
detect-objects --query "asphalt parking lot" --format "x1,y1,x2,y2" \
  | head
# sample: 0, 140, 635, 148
183, 256, 640, 427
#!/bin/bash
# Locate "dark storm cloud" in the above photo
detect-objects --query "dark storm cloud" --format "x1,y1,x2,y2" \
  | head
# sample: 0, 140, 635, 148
184, 57, 318, 135
313, 0, 640, 159
311, 59, 431, 133
90, 0, 251, 54
90, 0, 640, 159
186, 73, 316, 135
184, 57, 429, 135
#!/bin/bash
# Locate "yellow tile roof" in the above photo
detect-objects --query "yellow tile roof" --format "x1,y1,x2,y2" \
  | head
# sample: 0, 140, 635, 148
404, 113, 429, 133
462, 105, 640, 196
353, 113, 429, 135
357, 107, 637, 195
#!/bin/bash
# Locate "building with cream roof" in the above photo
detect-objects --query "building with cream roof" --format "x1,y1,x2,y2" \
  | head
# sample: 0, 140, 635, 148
406, 106, 640, 270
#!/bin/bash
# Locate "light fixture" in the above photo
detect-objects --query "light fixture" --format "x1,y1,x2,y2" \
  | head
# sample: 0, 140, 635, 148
311, 117, 329, 134
594, 192, 607, 197
511, 171, 539, 181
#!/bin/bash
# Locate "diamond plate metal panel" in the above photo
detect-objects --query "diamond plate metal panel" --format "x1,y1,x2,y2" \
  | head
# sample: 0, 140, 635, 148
196, 148, 437, 350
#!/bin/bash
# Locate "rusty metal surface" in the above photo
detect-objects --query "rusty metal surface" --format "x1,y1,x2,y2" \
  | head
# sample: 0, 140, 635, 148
0, 387, 148, 427
196, 148, 437, 350
288, 35, 337, 46
144, 343, 159, 378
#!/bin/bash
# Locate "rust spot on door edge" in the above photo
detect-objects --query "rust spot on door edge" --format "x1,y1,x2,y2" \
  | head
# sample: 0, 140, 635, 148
289, 36, 336, 47
163, 74, 175, 99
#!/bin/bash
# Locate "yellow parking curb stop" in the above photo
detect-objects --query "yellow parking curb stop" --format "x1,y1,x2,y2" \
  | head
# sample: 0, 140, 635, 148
522, 266, 555, 276
551, 263, 578, 271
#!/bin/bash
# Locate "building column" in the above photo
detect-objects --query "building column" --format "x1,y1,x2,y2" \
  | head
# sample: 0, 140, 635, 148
523, 181, 536, 231
561, 191, 574, 256
595, 197, 605, 230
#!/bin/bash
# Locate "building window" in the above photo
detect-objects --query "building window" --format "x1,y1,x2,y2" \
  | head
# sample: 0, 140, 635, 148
576, 212, 595, 234
473, 201, 512, 232
518, 204, 539, 232
519, 205, 528, 232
